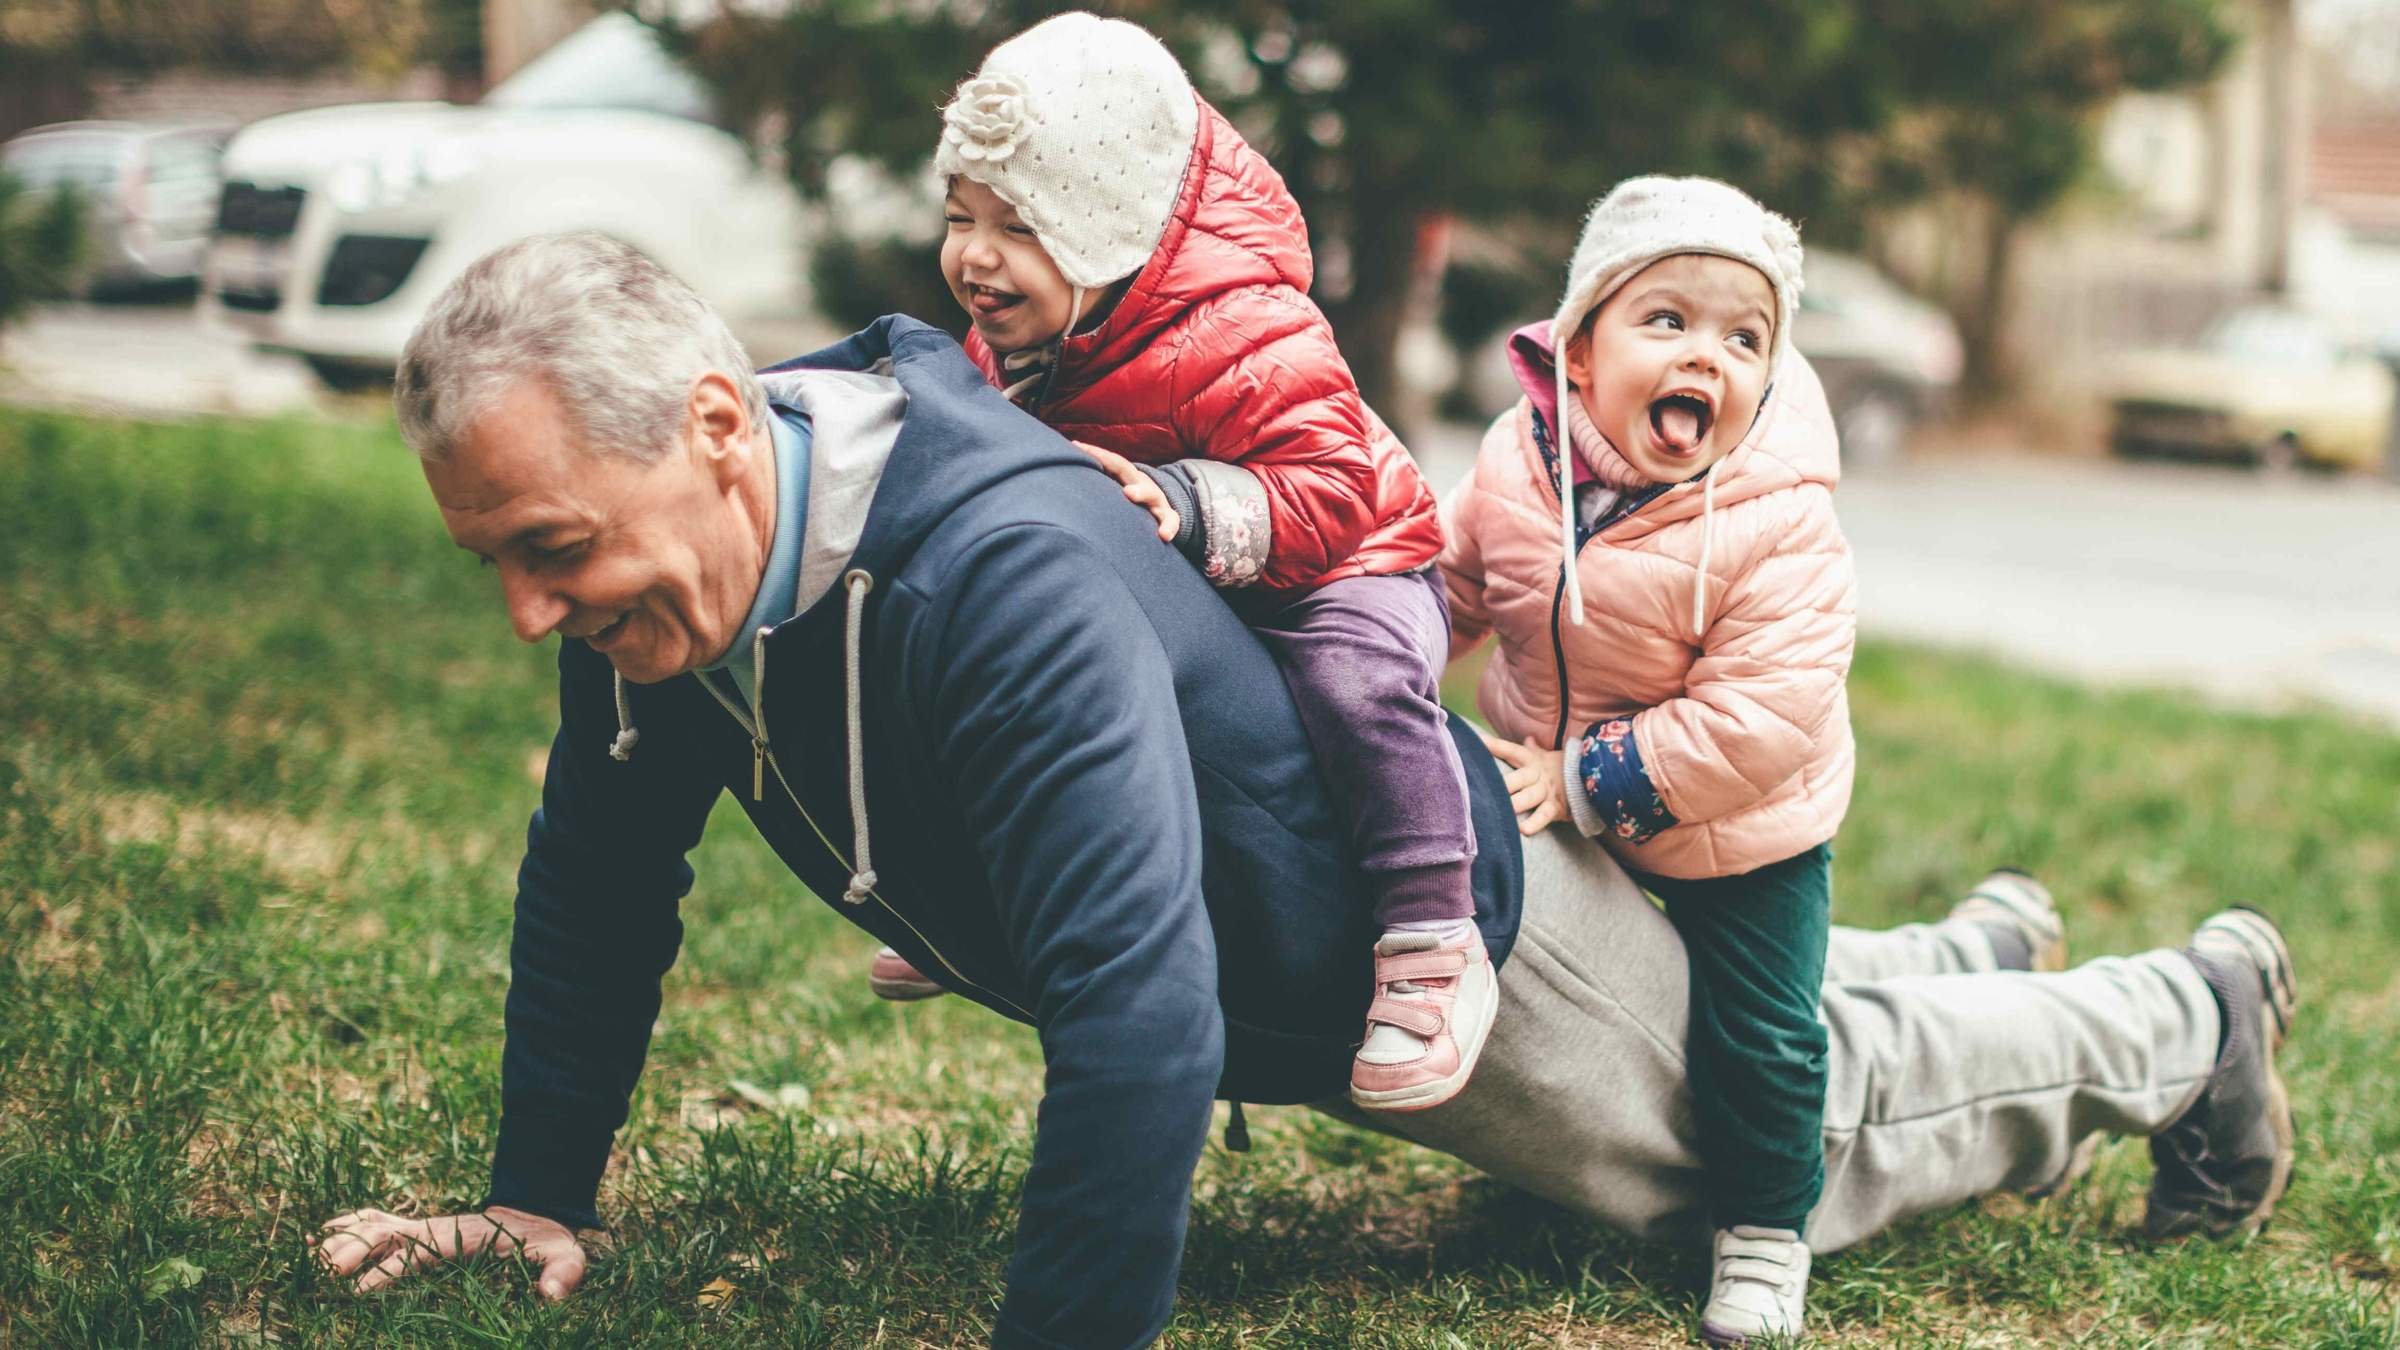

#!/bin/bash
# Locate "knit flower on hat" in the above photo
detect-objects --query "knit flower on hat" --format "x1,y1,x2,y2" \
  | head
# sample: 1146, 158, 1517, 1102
942, 75, 1032, 166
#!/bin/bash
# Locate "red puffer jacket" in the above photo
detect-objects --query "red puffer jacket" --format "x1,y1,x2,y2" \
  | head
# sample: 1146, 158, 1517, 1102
964, 96, 1441, 592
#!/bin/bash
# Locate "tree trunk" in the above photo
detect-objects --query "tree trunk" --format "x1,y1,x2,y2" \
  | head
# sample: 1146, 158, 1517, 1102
1317, 185, 1424, 442
1958, 206, 2022, 402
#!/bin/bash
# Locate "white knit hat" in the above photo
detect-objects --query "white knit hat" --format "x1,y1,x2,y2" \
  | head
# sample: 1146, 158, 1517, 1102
1550, 175, 1805, 377
1546, 176, 1805, 632
933, 12, 1200, 293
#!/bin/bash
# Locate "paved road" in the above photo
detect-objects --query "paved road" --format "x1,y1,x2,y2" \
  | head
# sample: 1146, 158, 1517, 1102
10, 302, 2399, 727
0, 300, 328, 419
1416, 426, 2400, 728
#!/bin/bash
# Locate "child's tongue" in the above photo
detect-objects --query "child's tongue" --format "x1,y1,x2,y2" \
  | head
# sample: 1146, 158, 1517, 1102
1654, 401, 1702, 453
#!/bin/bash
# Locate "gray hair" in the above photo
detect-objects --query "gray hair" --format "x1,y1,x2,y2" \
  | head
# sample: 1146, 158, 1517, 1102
394, 232, 767, 463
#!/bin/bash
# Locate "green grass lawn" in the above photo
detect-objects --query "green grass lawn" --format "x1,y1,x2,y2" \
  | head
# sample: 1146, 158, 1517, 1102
3, 405, 2397, 1347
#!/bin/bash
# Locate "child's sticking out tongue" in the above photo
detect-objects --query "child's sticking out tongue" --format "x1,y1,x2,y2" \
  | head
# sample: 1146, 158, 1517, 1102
1653, 398, 1704, 454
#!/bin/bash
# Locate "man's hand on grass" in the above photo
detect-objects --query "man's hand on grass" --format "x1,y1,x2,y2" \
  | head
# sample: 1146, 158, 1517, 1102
315, 1206, 586, 1299
1074, 441, 1181, 542
1480, 731, 1570, 836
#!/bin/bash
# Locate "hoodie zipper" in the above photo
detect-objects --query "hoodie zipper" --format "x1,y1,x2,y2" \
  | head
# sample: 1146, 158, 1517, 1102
692, 647, 1034, 1022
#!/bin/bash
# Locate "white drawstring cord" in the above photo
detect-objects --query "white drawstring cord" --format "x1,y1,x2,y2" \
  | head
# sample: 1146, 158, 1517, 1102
1692, 456, 1721, 640
997, 285, 1086, 405
839, 570, 877, 904
609, 671, 640, 761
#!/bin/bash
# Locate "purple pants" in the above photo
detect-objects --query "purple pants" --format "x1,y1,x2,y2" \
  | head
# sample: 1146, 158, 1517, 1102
1249, 567, 1476, 927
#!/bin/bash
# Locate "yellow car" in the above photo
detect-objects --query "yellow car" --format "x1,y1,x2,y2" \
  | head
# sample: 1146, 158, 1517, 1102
2108, 306, 2394, 472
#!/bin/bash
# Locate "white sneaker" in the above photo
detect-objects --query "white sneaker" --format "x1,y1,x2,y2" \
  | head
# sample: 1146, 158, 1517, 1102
1700, 1225, 1810, 1345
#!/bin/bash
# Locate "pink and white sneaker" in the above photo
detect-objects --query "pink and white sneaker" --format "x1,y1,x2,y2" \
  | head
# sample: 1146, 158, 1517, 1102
1348, 929, 1498, 1112
868, 946, 947, 1002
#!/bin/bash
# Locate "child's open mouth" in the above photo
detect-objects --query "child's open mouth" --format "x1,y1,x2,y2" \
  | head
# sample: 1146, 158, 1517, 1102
968, 284, 1024, 319
1649, 394, 1714, 454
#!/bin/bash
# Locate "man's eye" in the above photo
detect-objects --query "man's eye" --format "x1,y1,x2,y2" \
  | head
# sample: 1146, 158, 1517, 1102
1645, 311, 1683, 330
943, 214, 970, 226
1732, 331, 1761, 350
1005, 224, 1037, 239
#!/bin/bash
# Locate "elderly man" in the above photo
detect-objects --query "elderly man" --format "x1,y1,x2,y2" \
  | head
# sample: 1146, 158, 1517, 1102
316, 233, 2298, 1349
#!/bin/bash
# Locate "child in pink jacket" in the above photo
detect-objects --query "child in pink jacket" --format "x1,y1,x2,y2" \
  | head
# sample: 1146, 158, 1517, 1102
1439, 177, 1855, 1346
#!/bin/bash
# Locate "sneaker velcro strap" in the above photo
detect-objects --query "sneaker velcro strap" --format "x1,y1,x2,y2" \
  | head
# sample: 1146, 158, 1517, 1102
1365, 996, 1446, 1038
1718, 1255, 1794, 1288
1375, 948, 1470, 984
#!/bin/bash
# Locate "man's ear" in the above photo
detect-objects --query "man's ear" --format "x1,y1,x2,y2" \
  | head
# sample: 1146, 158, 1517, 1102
687, 371, 753, 488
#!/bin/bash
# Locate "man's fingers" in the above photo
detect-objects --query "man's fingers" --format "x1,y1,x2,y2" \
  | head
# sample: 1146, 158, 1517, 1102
315, 1228, 380, 1278
532, 1241, 588, 1301
351, 1227, 449, 1294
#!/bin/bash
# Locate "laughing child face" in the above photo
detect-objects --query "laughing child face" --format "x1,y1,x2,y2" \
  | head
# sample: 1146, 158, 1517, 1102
1563, 253, 1777, 484
940, 177, 1083, 355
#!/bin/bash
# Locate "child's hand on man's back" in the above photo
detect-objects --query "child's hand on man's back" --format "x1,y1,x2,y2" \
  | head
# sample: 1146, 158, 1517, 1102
1480, 731, 1570, 836
1075, 442, 1181, 543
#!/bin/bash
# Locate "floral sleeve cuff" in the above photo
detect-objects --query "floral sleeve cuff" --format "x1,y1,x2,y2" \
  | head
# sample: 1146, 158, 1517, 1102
1179, 458, 1272, 588
1571, 716, 1679, 844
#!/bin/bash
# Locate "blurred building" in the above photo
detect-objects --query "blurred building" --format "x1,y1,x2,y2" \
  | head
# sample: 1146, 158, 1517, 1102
1900, 0, 2400, 440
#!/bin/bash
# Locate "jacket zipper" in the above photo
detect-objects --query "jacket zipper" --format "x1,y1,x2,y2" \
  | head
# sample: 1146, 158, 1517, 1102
691, 661, 1036, 1022
1548, 562, 1574, 750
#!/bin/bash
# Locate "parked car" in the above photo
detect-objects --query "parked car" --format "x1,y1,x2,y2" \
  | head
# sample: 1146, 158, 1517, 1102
1, 121, 229, 295
2106, 305, 2395, 472
1787, 251, 1964, 470
201, 13, 811, 389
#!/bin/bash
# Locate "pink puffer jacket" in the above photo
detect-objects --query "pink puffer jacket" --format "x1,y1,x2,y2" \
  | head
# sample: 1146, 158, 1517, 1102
1440, 324, 1856, 880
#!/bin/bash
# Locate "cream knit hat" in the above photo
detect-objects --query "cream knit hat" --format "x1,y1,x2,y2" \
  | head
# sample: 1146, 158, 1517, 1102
933, 12, 1200, 293
1545, 176, 1805, 631
1550, 175, 1805, 376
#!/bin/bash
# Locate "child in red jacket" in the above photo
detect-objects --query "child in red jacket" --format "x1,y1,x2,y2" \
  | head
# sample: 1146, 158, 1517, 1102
867, 12, 1489, 1112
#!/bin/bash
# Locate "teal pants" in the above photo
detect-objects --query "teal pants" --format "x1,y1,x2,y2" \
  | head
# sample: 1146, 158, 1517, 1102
1633, 842, 1833, 1232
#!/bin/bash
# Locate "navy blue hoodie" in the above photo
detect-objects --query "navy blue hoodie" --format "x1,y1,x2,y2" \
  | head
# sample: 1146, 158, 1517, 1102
483, 316, 1522, 1347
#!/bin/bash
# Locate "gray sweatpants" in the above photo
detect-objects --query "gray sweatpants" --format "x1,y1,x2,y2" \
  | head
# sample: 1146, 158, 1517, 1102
1325, 828, 2221, 1253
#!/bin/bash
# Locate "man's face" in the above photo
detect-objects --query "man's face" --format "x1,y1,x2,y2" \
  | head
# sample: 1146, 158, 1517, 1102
425, 376, 772, 684
1564, 253, 1777, 485
940, 176, 1080, 355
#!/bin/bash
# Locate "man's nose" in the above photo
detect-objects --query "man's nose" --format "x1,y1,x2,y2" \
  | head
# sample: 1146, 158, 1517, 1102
1678, 342, 1721, 378
500, 567, 570, 644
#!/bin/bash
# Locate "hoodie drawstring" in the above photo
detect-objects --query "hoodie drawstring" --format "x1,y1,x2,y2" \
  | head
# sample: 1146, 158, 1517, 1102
610, 672, 640, 761
838, 569, 877, 904
614, 571, 880, 907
